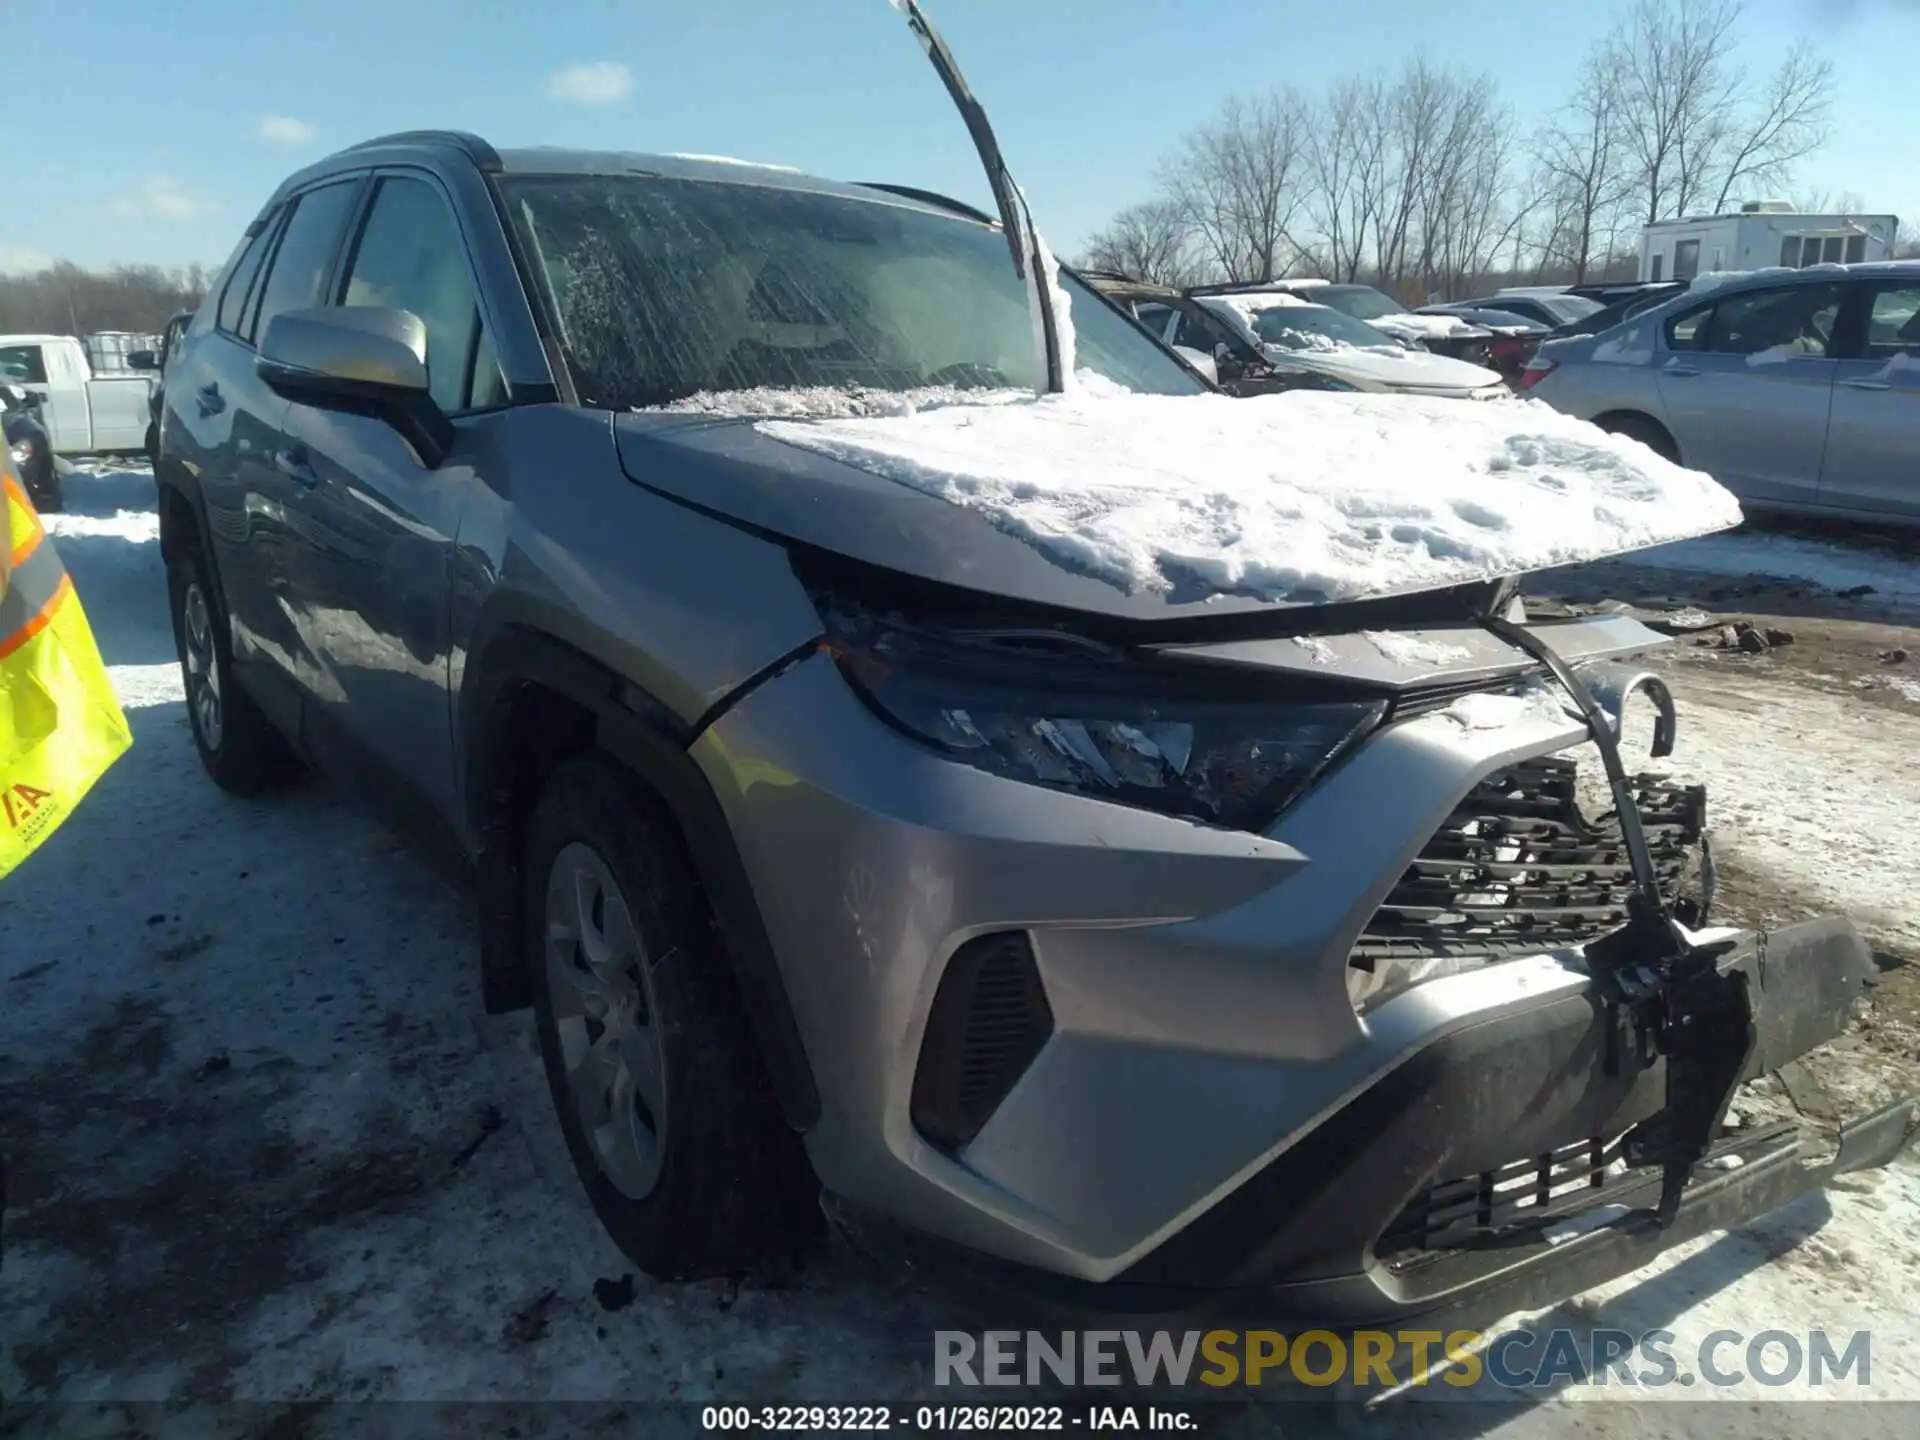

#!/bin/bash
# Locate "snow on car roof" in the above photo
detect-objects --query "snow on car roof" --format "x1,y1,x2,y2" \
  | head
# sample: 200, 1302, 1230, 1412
758, 378, 1742, 605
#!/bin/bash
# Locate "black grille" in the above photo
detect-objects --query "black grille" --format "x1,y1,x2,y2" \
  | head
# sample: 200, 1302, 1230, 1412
1380, 1133, 1637, 1259
911, 933, 1054, 1151
1379, 1120, 1794, 1265
1351, 756, 1706, 970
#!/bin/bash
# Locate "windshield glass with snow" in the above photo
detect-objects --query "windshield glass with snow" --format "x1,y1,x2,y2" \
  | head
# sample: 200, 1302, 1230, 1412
1247, 305, 1393, 351
1314, 285, 1406, 321
499, 175, 1203, 410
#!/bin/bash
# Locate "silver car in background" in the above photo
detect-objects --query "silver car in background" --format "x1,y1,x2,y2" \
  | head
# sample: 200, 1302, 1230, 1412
1521, 260, 1920, 524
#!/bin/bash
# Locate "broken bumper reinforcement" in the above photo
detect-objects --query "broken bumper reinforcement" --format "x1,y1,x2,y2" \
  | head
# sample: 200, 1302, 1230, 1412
827, 913, 1917, 1323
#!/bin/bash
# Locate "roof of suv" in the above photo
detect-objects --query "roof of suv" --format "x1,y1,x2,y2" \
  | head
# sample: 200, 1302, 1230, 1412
267, 129, 995, 228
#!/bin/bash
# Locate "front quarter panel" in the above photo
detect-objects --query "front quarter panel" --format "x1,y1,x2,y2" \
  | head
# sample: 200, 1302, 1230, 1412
453, 404, 825, 749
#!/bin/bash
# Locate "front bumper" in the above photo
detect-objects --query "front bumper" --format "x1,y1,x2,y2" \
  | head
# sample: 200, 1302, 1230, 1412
696, 639, 1910, 1309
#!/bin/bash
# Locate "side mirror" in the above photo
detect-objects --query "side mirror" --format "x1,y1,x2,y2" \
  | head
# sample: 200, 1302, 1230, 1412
126, 349, 159, 371
257, 306, 452, 466
1171, 345, 1219, 385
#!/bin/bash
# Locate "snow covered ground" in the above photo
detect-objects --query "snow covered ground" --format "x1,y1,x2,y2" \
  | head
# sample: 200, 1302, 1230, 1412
4, 466, 1918, 1432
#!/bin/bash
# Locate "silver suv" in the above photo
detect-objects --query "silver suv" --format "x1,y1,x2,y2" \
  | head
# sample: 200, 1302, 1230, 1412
1522, 261, 1920, 525
155, 131, 1915, 1318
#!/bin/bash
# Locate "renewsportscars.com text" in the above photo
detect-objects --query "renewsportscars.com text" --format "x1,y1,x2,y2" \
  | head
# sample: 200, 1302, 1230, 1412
934, 1328, 1873, 1390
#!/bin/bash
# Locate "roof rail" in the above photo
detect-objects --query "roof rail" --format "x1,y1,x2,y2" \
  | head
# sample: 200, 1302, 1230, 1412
1075, 268, 1143, 283
856, 182, 995, 225
343, 130, 501, 171
1185, 279, 1322, 295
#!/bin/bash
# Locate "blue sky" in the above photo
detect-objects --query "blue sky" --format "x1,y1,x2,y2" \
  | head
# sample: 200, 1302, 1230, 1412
7, 0, 1915, 274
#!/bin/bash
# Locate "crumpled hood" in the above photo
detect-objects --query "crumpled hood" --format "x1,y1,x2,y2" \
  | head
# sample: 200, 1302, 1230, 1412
614, 387, 1741, 618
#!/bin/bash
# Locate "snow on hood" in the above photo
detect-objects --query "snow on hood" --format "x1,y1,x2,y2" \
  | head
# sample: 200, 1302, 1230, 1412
1377, 311, 1486, 339
1262, 339, 1502, 391
757, 384, 1743, 604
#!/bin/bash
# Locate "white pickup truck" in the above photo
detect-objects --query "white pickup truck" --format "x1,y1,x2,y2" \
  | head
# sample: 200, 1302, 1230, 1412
0, 333, 155, 456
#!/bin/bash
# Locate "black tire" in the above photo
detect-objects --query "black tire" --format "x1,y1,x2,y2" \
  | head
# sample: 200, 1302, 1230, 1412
166, 533, 304, 794
525, 753, 816, 1280
1596, 413, 1681, 465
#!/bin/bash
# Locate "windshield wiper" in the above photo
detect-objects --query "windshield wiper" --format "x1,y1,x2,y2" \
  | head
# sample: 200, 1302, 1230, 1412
883, 0, 1065, 396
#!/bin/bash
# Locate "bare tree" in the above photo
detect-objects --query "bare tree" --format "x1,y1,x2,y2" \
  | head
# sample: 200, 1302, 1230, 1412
1078, 200, 1198, 286
1895, 220, 1920, 260
1159, 91, 1311, 283
1535, 55, 1633, 282
1704, 41, 1835, 212
0, 260, 212, 335
1609, 0, 1834, 223
1304, 77, 1389, 282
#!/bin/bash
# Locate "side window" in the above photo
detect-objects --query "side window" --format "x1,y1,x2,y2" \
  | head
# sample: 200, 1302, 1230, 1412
1666, 305, 1712, 350
1672, 239, 1700, 282
467, 325, 510, 410
1702, 283, 1844, 358
216, 219, 276, 336
1133, 302, 1174, 336
1845, 234, 1867, 264
251, 180, 362, 345
0, 344, 49, 384
1649, 254, 1664, 283
1780, 236, 1802, 268
1173, 309, 1219, 352
339, 175, 488, 413
1861, 284, 1920, 358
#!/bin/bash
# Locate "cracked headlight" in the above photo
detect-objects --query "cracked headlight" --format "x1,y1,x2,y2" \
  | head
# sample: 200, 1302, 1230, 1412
820, 601, 1385, 832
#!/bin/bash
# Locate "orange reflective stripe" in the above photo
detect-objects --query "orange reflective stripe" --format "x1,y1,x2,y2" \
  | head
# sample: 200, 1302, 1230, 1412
5, 473, 44, 566
0, 572, 72, 661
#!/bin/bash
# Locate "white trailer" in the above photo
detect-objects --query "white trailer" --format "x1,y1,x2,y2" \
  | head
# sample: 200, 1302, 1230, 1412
1638, 201, 1898, 284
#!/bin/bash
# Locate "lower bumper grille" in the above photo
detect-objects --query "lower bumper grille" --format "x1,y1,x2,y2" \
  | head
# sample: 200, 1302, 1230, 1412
1350, 756, 1707, 992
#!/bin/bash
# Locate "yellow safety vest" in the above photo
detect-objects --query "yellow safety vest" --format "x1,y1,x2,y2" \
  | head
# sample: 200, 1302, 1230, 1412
1, 460, 132, 880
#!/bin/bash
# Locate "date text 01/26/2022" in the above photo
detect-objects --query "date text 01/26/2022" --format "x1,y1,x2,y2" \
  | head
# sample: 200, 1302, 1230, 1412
699, 1405, 1199, 1431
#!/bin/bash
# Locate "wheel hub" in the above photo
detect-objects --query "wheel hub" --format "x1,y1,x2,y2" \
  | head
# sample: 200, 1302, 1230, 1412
181, 580, 222, 751
545, 841, 668, 1200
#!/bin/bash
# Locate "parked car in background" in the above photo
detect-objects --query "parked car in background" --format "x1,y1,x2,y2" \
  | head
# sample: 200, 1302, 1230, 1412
129, 308, 196, 463
1080, 271, 1374, 396
1189, 279, 1495, 363
1522, 259, 1920, 523
1422, 291, 1604, 331
1551, 284, 1689, 340
1409, 306, 1548, 384
152, 131, 1915, 1314
1194, 290, 1510, 399
1566, 280, 1686, 308
0, 333, 156, 456
2, 382, 58, 510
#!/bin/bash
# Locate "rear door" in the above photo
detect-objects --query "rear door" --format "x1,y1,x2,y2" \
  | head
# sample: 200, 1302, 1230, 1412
1653, 280, 1844, 507
1818, 277, 1920, 520
275, 169, 508, 817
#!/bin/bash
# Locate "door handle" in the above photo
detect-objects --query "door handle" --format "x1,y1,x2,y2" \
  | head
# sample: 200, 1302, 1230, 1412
1664, 365, 1699, 378
196, 382, 225, 416
1840, 377, 1891, 392
273, 444, 319, 488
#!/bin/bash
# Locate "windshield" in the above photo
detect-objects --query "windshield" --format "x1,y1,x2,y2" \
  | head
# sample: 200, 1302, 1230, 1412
1244, 304, 1396, 351
1315, 285, 1406, 321
499, 174, 1204, 409
1540, 293, 1604, 323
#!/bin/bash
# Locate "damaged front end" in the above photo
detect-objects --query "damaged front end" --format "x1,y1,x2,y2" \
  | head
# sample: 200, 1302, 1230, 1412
1485, 613, 1913, 1235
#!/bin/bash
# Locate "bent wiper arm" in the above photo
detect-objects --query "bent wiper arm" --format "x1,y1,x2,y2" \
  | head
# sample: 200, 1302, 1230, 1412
883, 0, 1065, 395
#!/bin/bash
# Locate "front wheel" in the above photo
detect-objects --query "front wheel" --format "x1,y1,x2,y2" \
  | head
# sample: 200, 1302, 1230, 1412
525, 753, 816, 1280
166, 537, 303, 793
1595, 413, 1681, 465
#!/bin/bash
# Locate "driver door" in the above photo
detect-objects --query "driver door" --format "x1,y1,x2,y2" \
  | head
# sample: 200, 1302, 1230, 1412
1655, 281, 1843, 506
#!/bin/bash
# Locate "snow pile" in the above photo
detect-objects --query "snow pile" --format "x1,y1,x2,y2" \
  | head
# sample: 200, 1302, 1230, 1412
1267, 328, 1350, 354
759, 388, 1744, 603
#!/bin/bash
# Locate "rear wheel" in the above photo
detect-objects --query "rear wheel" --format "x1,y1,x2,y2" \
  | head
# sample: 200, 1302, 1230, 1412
166, 535, 303, 793
1595, 413, 1681, 465
525, 753, 815, 1279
